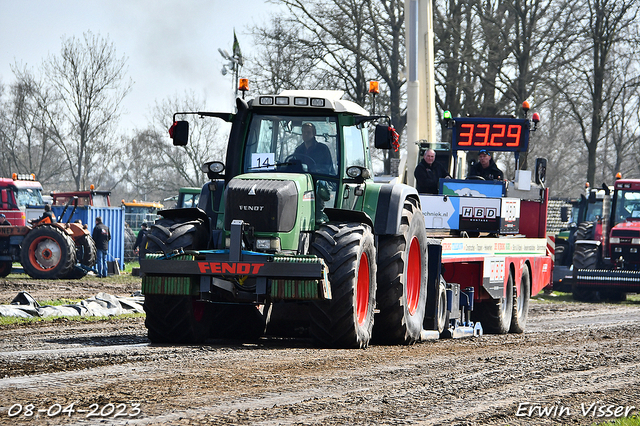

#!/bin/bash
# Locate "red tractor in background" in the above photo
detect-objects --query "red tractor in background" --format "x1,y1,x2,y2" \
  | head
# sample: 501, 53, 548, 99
572, 179, 640, 300
0, 174, 46, 226
0, 198, 96, 279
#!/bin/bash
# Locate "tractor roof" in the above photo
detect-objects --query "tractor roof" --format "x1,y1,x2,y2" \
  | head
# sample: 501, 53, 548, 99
249, 90, 369, 116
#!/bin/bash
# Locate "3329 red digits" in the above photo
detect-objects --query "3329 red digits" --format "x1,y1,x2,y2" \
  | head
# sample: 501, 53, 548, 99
457, 123, 522, 148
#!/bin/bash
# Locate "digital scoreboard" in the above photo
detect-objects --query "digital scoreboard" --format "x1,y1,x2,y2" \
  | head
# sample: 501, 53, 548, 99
450, 117, 531, 152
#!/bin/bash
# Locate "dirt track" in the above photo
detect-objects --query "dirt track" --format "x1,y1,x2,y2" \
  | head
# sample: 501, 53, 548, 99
1, 275, 640, 425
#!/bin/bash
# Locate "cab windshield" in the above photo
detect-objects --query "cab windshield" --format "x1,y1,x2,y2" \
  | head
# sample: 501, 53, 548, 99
16, 188, 44, 208
613, 190, 640, 224
243, 115, 339, 177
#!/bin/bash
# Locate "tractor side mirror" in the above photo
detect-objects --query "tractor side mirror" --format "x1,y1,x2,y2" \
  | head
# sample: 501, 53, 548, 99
169, 120, 189, 146
374, 124, 393, 149
535, 157, 547, 185
560, 206, 569, 222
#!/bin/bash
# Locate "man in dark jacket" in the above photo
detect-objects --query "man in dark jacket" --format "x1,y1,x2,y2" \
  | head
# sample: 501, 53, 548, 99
92, 216, 111, 278
29, 203, 56, 225
414, 149, 450, 194
133, 223, 148, 262
293, 123, 335, 175
0, 214, 11, 226
468, 149, 504, 181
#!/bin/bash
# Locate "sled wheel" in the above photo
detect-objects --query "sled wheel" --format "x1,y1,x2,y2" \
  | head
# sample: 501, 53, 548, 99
425, 276, 450, 336
510, 265, 530, 333
309, 223, 377, 348
20, 224, 76, 279
375, 198, 428, 344
476, 270, 514, 334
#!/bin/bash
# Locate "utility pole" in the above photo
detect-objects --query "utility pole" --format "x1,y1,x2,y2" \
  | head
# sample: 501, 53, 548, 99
404, 0, 437, 185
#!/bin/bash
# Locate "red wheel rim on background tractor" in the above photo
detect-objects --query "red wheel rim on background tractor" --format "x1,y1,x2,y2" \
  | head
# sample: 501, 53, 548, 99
406, 236, 421, 315
356, 252, 370, 325
28, 235, 63, 272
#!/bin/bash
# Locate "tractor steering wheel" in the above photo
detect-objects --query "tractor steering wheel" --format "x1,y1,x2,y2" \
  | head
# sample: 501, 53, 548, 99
285, 154, 317, 166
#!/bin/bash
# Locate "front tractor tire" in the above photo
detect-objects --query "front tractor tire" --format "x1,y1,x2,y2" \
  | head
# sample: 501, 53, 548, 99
375, 198, 428, 344
142, 217, 208, 256
571, 222, 601, 302
144, 295, 212, 344
309, 223, 377, 349
20, 224, 76, 279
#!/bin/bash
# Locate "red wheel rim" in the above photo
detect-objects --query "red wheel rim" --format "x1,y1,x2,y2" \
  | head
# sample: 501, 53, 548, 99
28, 236, 62, 272
356, 251, 370, 325
406, 236, 421, 315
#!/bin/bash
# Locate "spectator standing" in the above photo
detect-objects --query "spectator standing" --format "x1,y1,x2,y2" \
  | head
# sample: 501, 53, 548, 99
92, 217, 111, 278
133, 223, 148, 262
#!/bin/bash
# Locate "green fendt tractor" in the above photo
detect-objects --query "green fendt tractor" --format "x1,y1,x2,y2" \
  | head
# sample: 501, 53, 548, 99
140, 90, 435, 348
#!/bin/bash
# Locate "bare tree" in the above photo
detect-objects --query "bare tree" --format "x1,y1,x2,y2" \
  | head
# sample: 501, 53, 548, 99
0, 67, 67, 184
556, 0, 640, 187
119, 92, 229, 201
42, 31, 132, 191
251, 0, 405, 172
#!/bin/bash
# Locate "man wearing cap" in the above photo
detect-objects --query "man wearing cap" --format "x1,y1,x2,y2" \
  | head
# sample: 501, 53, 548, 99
414, 149, 450, 194
0, 214, 11, 226
468, 150, 504, 181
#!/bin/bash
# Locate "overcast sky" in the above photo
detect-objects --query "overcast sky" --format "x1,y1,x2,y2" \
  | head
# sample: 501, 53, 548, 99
0, 0, 277, 133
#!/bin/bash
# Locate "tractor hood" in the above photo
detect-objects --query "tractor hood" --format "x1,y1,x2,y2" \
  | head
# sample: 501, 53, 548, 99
224, 173, 316, 234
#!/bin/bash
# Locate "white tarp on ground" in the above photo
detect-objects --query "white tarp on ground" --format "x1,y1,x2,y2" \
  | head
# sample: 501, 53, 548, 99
0, 292, 145, 318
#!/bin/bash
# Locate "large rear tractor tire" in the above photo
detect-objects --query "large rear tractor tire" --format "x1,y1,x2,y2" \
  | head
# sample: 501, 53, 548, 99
62, 234, 97, 279
309, 223, 377, 349
20, 224, 76, 279
144, 295, 212, 344
142, 217, 208, 256
375, 198, 428, 344
510, 266, 530, 333
475, 270, 514, 334
0, 261, 12, 278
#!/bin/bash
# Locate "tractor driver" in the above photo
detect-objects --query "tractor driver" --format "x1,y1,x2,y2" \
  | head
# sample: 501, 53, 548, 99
293, 123, 335, 175
468, 149, 504, 181
29, 203, 57, 226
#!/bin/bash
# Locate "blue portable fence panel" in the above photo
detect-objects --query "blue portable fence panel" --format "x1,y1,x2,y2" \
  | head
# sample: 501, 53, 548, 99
52, 205, 125, 270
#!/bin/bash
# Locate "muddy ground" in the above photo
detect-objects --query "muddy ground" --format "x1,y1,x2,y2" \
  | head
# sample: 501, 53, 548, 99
1, 274, 639, 425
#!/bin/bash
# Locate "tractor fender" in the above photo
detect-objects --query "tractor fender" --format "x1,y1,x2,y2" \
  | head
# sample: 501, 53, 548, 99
373, 184, 421, 235
158, 207, 210, 223
324, 208, 374, 229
